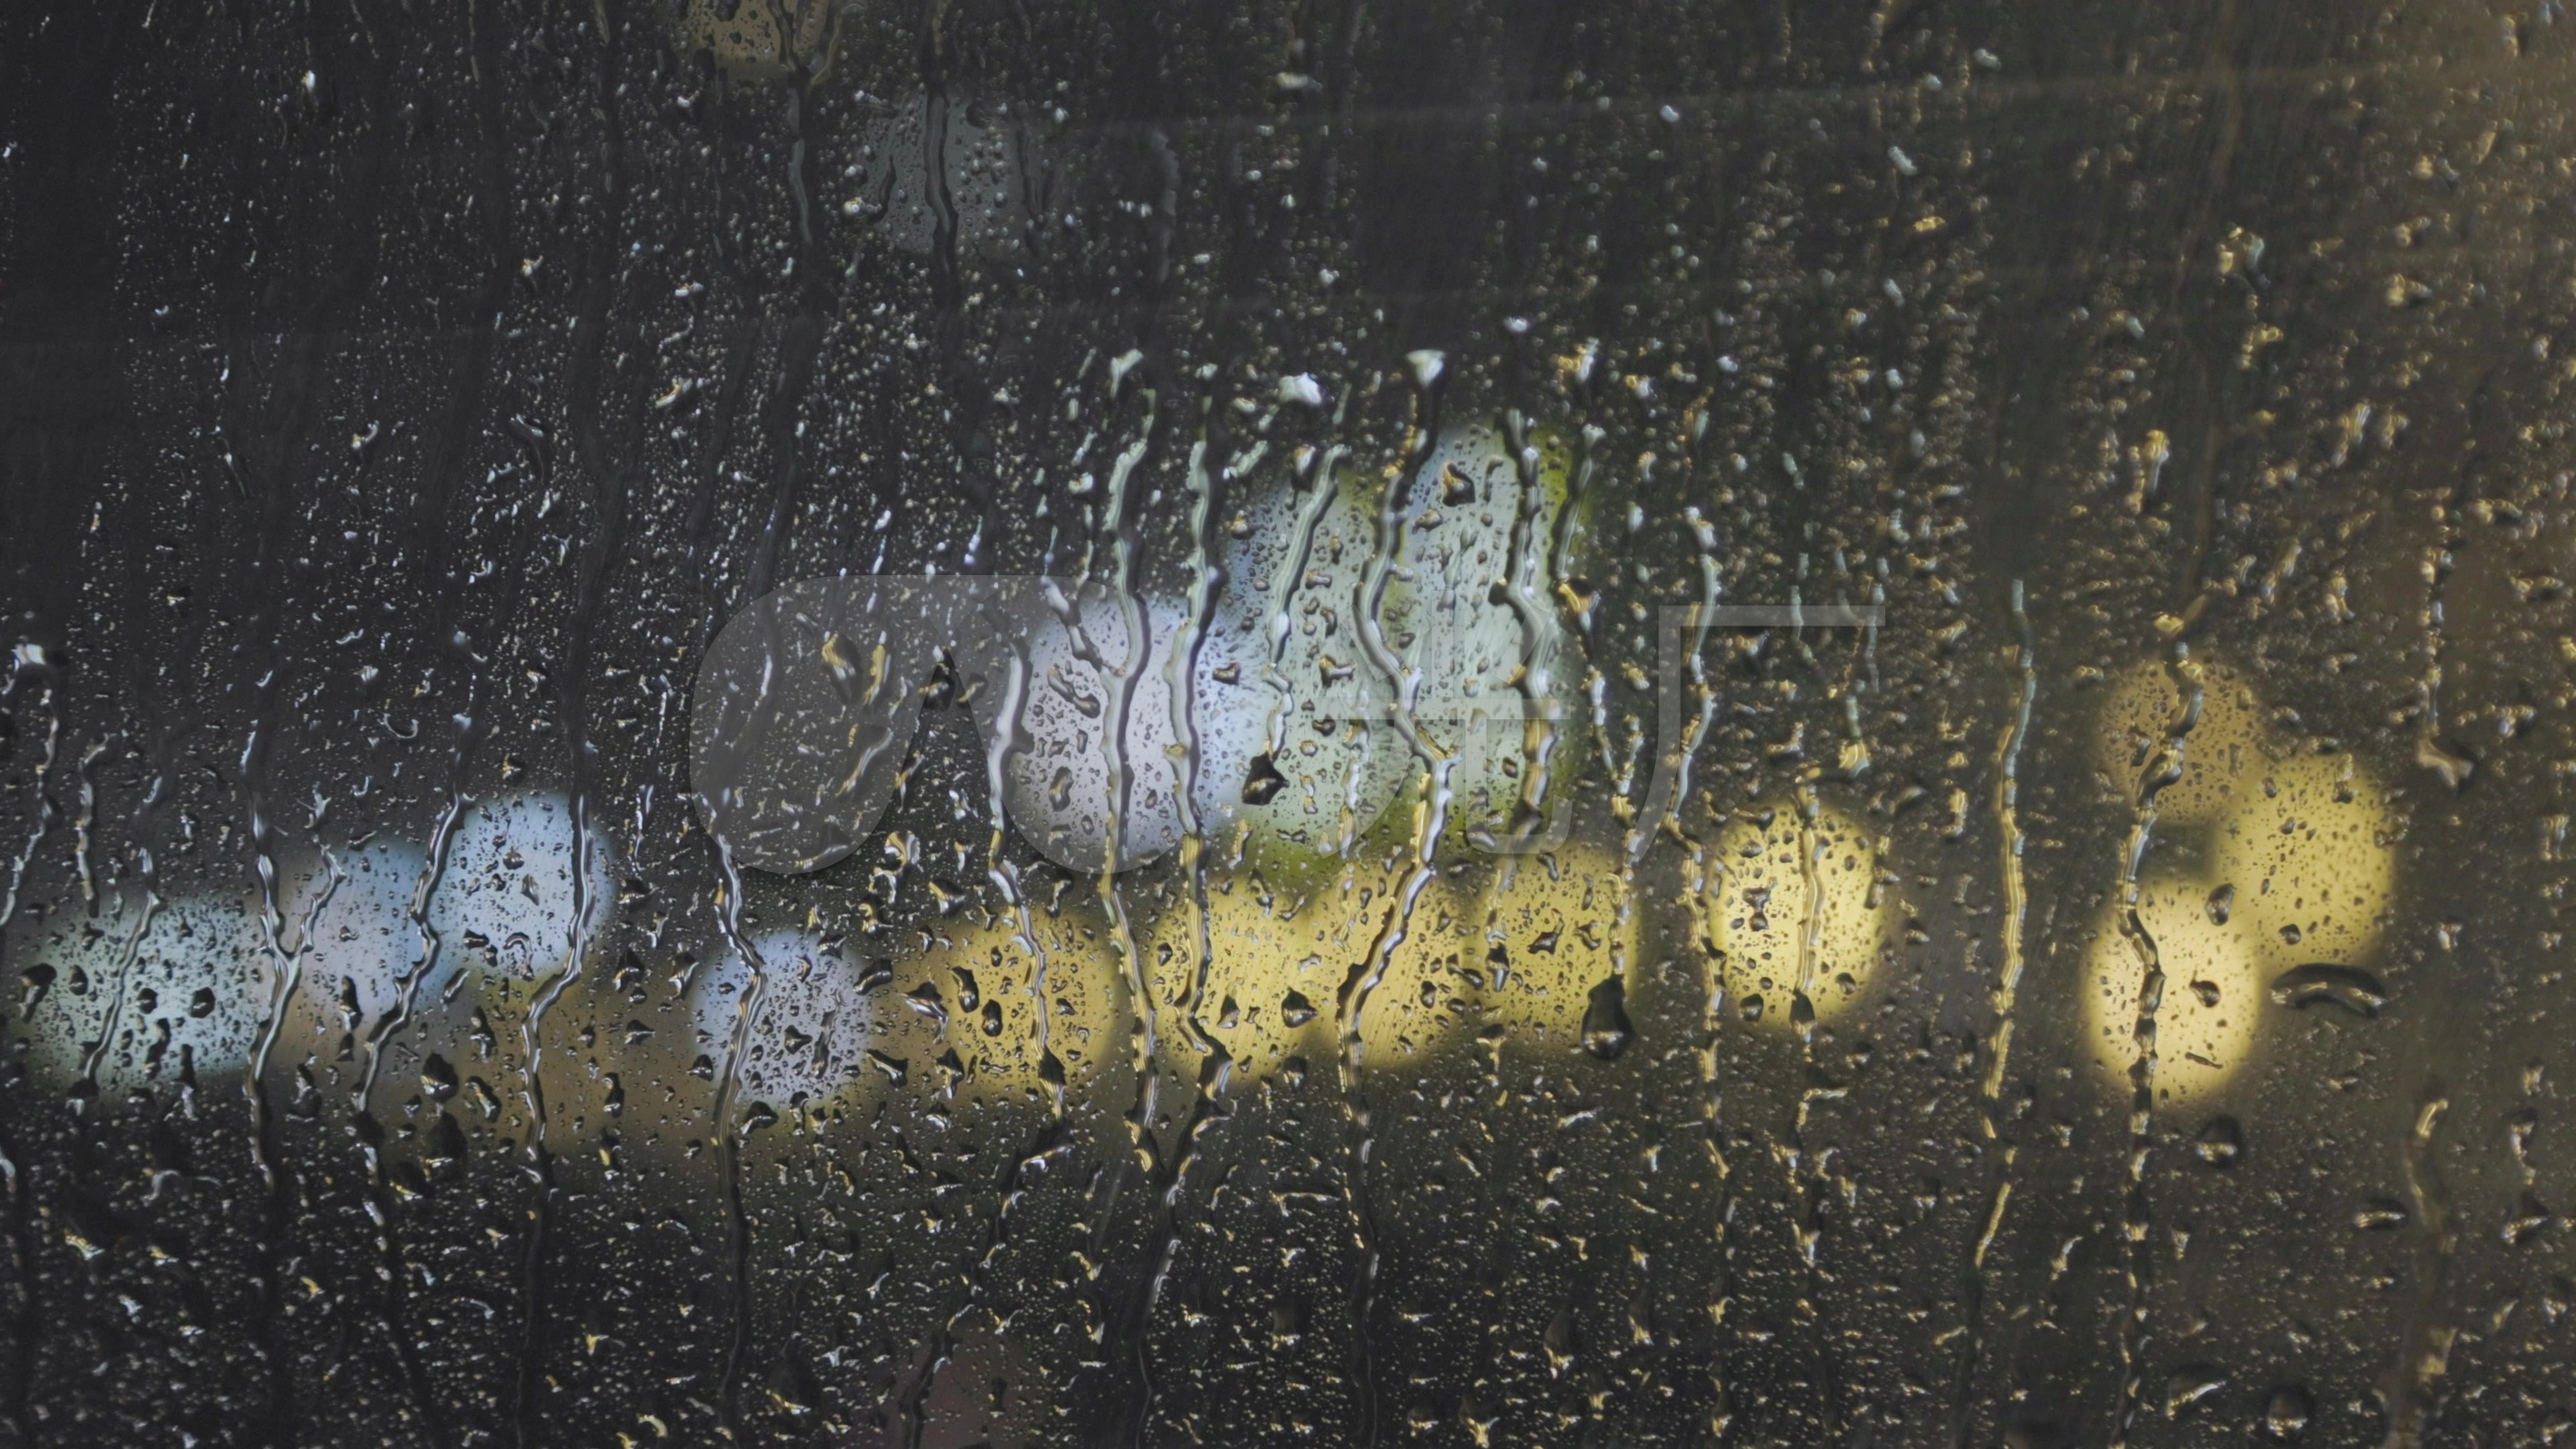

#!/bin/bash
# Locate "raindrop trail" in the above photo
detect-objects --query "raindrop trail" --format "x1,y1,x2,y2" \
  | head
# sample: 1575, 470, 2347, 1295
1686, 843, 1740, 1440
1113, 409, 1260, 1446
1061, 389, 1164, 1201
1075, 390, 1161, 1309
1252, 443, 1346, 775
678, 323, 764, 654
356, 775, 469, 1116
228, 306, 355, 1445
1087, 575, 1159, 1196
1121, 420, 1214, 1444
1334, 363, 1456, 1447
246, 847, 341, 1176
351, 457, 515, 1449
240, 676, 335, 1442
239, 698, 310, 1196
706, 839, 769, 1442
354, 0, 517, 1122
2383, 1082, 2458, 1449
1782, 779, 1846, 1444
1336, 857, 1445, 1449
1954, 580, 2036, 1449
362, 0, 518, 1395
68, 734, 103, 911
355, 775, 468, 1449
511, 17, 631, 1440
2383, 906, 2464, 1448
1496, 410, 1568, 853
1656, 523, 1732, 1438
0, 702, 60, 930
71, 739, 150, 1107
896, 625, 1068, 1449
1, 690, 58, 1441
688, 443, 810, 1442
2109, 651, 2202, 1449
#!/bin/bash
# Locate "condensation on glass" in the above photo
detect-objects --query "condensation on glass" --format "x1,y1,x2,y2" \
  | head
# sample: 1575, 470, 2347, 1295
1, 1, 2569, 1446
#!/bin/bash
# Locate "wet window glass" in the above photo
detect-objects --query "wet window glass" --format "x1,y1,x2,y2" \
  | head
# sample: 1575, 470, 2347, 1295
1, 3, 2566, 1445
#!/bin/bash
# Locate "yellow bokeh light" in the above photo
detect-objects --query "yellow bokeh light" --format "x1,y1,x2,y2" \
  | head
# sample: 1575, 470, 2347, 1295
1342, 843, 1635, 1066
2079, 661, 2395, 1104
1693, 797, 1891, 1030
1161, 861, 1403, 1073
838, 902, 1128, 1116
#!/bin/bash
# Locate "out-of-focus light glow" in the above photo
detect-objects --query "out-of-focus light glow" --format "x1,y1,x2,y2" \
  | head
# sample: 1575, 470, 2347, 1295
2080, 662, 2395, 1104
1692, 798, 1891, 1030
